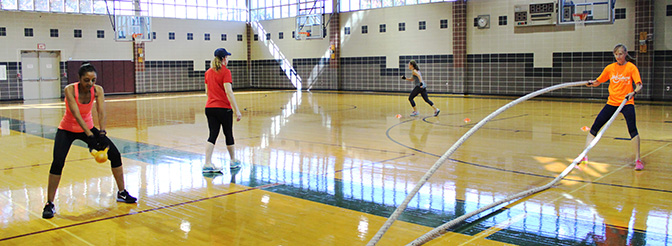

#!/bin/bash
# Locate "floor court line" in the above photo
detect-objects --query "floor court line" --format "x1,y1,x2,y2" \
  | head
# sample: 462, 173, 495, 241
0, 182, 282, 242
1, 157, 89, 170
0, 90, 280, 111
332, 154, 416, 174
387, 114, 672, 193
272, 137, 410, 154
453, 141, 671, 243
0, 192, 95, 245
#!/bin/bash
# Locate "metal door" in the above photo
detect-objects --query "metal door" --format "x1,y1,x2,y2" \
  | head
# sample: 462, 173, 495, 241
21, 51, 61, 100
21, 51, 40, 100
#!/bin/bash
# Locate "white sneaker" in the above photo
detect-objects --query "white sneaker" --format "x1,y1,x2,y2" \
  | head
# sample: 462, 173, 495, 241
230, 160, 242, 169
202, 165, 223, 173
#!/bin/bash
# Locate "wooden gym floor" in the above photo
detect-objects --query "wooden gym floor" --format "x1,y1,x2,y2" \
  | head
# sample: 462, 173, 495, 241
0, 90, 671, 245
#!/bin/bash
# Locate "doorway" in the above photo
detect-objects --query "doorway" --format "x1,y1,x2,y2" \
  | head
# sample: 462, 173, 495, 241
21, 50, 61, 100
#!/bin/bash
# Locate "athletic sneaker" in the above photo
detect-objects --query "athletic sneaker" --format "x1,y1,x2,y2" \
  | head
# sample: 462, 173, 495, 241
230, 160, 242, 169
42, 202, 55, 219
117, 189, 137, 203
635, 159, 644, 171
202, 165, 223, 173
580, 156, 588, 165
434, 109, 440, 117
202, 172, 224, 178
410, 111, 419, 117
574, 156, 587, 170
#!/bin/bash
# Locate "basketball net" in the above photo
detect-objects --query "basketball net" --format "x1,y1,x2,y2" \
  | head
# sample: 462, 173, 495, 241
573, 13, 587, 29
131, 33, 143, 42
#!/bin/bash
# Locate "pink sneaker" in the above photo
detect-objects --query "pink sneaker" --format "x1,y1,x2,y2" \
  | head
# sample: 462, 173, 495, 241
635, 159, 644, 171
580, 156, 588, 165
575, 156, 588, 170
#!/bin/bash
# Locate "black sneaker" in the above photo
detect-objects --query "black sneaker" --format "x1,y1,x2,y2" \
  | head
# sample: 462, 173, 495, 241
42, 202, 55, 219
117, 189, 137, 203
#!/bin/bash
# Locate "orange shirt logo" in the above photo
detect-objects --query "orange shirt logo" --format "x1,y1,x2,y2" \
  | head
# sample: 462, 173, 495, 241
609, 74, 631, 85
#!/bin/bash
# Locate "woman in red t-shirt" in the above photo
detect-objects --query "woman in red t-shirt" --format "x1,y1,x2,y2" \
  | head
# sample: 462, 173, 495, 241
203, 48, 242, 173
42, 63, 136, 219
584, 44, 644, 170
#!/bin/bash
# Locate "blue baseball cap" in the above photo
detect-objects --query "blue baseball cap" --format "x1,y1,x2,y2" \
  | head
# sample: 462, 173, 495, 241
214, 48, 231, 58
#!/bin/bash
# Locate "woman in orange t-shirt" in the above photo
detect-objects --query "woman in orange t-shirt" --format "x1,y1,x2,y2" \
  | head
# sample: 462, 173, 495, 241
584, 44, 644, 170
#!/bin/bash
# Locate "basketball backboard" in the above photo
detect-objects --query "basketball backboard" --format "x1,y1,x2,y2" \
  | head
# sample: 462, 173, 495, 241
115, 15, 152, 42
296, 14, 324, 40
558, 0, 615, 25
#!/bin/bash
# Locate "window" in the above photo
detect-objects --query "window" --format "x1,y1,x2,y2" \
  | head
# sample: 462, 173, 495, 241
279, 32, 284, 39
399, 23, 405, 31
440, 19, 448, 29
340, 0, 455, 13
344, 27, 351, 35
74, 29, 82, 38
361, 25, 368, 34
152, 32, 156, 40
204, 33, 210, 41
221, 34, 227, 41
169, 32, 175, 40
97, 30, 104, 38
615, 8, 626, 20
250, 0, 334, 21
25, 28, 34, 37
237, 34, 243, 41
292, 31, 295, 39
266, 33, 271, 40
379, 24, 386, 33
2, 0, 250, 22
50, 29, 59, 37
668, 5, 672, 16
498, 16, 507, 26
419, 21, 426, 30
0, 27, 6, 36
254, 34, 258, 41
187, 33, 193, 40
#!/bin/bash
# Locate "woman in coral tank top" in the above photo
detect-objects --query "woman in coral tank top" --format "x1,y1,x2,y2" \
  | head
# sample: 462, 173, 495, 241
42, 63, 137, 219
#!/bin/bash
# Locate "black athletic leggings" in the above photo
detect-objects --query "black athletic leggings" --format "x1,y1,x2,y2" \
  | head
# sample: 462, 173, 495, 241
409, 86, 433, 107
590, 104, 639, 139
50, 128, 121, 175
206, 108, 235, 145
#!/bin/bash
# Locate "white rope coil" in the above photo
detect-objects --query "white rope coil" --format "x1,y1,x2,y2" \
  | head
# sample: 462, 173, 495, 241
366, 81, 600, 246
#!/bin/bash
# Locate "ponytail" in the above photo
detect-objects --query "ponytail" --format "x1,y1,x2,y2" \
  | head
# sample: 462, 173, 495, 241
212, 56, 222, 71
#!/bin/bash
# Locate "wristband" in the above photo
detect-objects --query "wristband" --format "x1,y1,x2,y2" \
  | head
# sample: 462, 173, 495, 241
99, 130, 107, 135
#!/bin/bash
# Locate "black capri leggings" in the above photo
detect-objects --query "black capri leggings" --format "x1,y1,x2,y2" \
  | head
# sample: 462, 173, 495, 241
50, 128, 122, 175
589, 104, 639, 139
206, 108, 235, 145
409, 86, 433, 107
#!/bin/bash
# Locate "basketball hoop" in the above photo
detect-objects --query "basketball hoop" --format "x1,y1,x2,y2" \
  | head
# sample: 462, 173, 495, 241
131, 33, 143, 41
572, 13, 588, 28
299, 31, 311, 37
